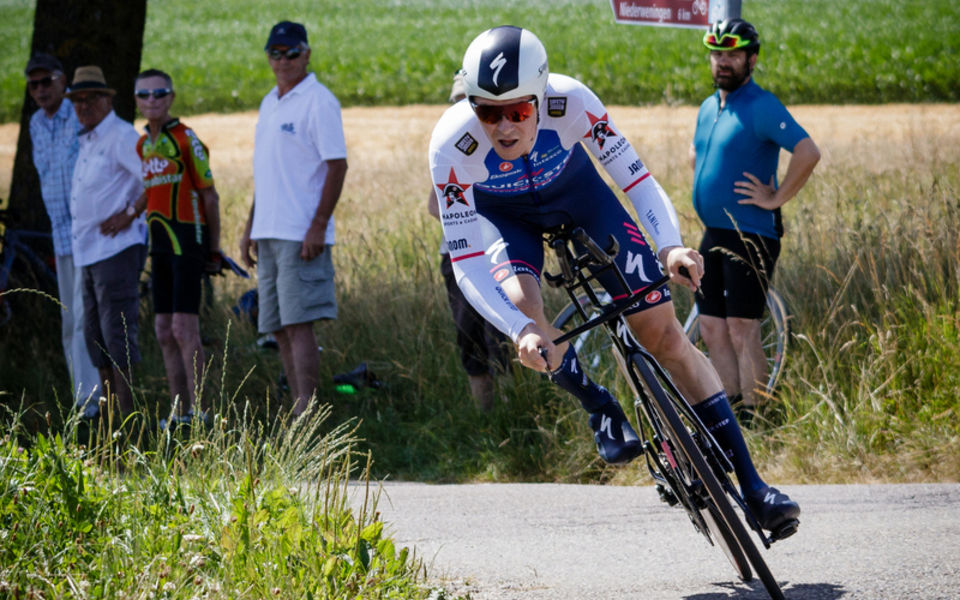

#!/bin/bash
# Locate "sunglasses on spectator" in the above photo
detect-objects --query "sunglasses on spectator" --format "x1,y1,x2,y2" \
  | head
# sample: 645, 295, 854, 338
703, 32, 749, 50
267, 47, 304, 61
135, 88, 173, 99
470, 98, 538, 125
28, 74, 60, 90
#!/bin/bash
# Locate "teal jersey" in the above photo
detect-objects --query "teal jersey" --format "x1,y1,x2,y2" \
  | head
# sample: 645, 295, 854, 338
692, 80, 808, 239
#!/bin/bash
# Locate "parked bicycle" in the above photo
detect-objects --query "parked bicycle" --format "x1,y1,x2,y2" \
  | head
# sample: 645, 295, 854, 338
544, 225, 788, 599
553, 274, 789, 397
0, 208, 58, 326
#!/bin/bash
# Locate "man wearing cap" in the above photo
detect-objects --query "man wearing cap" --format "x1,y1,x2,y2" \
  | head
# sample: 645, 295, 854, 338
67, 65, 146, 417
690, 19, 820, 421
25, 53, 101, 414
240, 21, 348, 417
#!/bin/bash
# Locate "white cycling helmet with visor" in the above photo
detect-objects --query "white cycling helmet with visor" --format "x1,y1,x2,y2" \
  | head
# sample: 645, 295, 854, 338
461, 26, 549, 110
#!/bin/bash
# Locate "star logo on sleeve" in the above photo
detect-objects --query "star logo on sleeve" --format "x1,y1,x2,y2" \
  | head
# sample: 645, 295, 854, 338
583, 111, 618, 149
437, 167, 471, 209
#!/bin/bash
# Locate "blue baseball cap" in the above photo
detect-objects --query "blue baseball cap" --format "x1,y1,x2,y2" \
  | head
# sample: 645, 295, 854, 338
265, 21, 308, 50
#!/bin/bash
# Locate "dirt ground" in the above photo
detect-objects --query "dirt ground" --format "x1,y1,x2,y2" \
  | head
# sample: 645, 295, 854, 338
3, 103, 958, 217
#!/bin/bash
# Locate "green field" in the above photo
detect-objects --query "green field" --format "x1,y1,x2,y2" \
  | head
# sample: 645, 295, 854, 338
1, 0, 959, 122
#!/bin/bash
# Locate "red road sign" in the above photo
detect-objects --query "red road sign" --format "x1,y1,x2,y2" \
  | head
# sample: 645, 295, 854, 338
609, 0, 713, 29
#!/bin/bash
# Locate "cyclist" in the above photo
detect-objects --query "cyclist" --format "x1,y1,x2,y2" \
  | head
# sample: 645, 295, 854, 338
690, 19, 820, 419
428, 26, 799, 535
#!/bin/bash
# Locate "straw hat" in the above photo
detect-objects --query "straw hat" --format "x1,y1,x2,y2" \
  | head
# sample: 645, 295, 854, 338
66, 65, 116, 97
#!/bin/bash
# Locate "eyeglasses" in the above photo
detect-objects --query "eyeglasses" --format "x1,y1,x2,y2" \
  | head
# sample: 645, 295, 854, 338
703, 32, 749, 50
27, 74, 60, 90
267, 47, 304, 61
134, 88, 173, 100
470, 99, 538, 125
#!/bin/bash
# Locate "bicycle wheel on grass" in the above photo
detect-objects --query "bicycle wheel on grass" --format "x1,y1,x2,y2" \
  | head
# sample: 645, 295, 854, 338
626, 353, 784, 600
682, 288, 789, 395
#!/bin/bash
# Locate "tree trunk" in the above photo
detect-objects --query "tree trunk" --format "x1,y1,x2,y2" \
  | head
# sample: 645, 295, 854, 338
7, 0, 147, 235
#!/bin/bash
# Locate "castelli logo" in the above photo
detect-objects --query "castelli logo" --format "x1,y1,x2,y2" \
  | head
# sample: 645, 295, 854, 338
499, 161, 513, 172
645, 290, 662, 304
493, 268, 510, 282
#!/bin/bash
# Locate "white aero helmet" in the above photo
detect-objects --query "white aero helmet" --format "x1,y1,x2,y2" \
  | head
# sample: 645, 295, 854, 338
461, 26, 549, 108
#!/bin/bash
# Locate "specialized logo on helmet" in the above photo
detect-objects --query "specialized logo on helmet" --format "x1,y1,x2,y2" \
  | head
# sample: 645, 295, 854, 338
436, 167, 471, 209
478, 27, 522, 94
489, 52, 507, 86
583, 111, 618, 149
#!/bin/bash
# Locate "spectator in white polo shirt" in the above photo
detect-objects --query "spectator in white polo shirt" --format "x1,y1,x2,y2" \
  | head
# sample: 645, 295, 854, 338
67, 65, 146, 417
240, 21, 348, 418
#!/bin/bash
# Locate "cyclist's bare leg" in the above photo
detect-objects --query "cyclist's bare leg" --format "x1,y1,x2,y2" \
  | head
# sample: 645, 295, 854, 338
698, 314, 742, 398
625, 301, 722, 405
155, 313, 189, 413
726, 316, 767, 407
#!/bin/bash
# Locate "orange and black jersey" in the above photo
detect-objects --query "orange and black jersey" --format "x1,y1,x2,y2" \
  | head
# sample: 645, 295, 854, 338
137, 118, 215, 257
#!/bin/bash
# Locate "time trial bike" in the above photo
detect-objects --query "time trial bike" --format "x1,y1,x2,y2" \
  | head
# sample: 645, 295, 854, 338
543, 225, 789, 599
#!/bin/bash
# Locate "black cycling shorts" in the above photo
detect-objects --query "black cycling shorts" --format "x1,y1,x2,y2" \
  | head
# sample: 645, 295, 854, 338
696, 227, 779, 320
151, 252, 204, 314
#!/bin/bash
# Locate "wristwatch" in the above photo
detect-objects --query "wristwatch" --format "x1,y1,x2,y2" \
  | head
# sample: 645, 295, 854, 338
125, 204, 136, 217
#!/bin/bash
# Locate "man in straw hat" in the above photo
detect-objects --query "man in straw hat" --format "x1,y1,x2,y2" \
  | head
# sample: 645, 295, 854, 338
66, 65, 146, 418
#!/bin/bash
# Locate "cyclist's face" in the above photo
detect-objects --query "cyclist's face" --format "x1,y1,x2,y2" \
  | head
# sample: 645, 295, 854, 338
473, 96, 538, 161
709, 50, 755, 92
134, 75, 175, 123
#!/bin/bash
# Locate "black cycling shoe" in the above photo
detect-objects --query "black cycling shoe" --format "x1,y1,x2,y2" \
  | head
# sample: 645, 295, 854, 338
746, 486, 801, 539
588, 401, 643, 465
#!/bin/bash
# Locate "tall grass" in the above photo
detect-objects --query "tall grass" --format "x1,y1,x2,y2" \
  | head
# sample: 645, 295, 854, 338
3, 103, 960, 486
0, 390, 454, 599
2, 0, 960, 122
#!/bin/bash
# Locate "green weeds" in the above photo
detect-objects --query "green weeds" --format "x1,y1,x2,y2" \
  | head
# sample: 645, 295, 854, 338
0, 400, 449, 599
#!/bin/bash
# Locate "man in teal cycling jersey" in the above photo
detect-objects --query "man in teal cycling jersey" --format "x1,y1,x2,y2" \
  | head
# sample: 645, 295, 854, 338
689, 19, 820, 420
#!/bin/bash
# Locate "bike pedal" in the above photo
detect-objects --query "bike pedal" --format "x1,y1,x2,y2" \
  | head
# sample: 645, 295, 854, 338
656, 484, 678, 506
770, 519, 799, 541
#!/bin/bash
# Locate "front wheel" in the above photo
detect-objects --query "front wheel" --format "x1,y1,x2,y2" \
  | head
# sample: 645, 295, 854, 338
627, 353, 785, 599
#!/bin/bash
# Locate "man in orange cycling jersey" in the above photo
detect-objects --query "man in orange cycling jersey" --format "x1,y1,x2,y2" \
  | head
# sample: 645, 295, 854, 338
111, 68, 221, 427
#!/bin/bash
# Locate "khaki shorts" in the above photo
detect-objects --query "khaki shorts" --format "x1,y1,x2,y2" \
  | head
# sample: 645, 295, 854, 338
256, 239, 337, 333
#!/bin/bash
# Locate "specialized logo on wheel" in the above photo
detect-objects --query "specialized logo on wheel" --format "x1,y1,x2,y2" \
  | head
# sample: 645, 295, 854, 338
437, 167, 471, 209
583, 111, 617, 149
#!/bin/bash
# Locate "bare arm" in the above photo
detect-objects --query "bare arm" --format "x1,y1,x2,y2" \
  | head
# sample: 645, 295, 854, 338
301, 158, 348, 260
198, 186, 221, 252
735, 136, 821, 210
240, 199, 256, 267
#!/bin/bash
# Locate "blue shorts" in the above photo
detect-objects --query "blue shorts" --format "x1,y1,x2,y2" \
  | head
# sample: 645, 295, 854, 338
472, 145, 670, 313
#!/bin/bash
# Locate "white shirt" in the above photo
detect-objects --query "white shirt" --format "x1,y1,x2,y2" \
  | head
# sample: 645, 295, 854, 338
252, 73, 347, 243
70, 110, 145, 267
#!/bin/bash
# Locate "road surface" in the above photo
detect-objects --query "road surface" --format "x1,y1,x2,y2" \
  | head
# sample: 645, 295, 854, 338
356, 482, 960, 599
